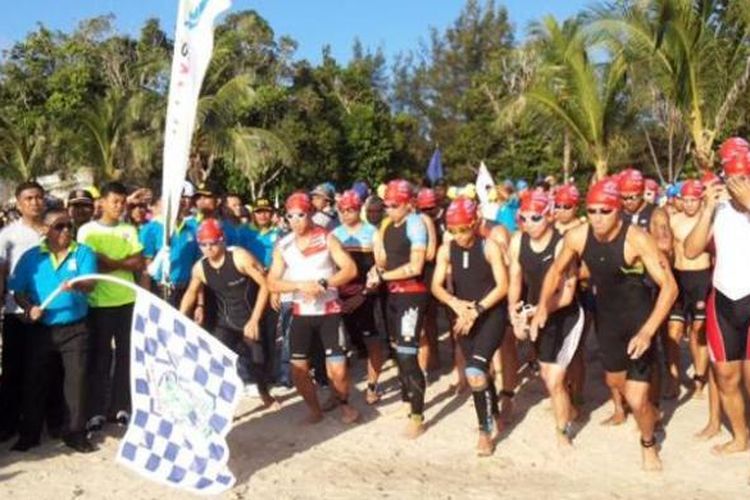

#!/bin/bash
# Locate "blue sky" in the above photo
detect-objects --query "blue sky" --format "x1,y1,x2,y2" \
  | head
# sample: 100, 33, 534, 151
0, 1, 588, 63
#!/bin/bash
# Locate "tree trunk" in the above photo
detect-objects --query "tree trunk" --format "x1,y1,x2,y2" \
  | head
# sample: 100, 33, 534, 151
563, 130, 571, 183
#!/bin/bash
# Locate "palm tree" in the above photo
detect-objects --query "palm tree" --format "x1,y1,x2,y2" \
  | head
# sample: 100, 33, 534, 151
0, 117, 48, 181
509, 16, 629, 179
188, 73, 292, 193
592, 0, 750, 169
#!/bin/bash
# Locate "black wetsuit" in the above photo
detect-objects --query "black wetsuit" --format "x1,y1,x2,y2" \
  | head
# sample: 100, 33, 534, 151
581, 223, 654, 381
519, 231, 583, 367
203, 250, 266, 389
450, 237, 504, 433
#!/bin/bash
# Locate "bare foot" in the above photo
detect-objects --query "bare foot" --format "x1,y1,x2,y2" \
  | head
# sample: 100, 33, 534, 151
492, 415, 504, 440
711, 438, 748, 456
691, 384, 706, 400
301, 412, 323, 425
404, 417, 426, 439
642, 446, 663, 472
340, 405, 360, 425
477, 431, 494, 457
694, 423, 721, 441
365, 388, 381, 405
600, 411, 627, 426
556, 431, 574, 451
449, 380, 469, 396
260, 392, 281, 411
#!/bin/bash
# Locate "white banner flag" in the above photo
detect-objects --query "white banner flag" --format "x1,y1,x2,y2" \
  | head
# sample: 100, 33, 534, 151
476, 161, 497, 219
161, 0, 232, 240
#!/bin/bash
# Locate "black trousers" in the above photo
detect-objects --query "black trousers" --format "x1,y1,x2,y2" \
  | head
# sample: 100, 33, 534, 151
87, 304, 134, 419
0, 314, 31, 434
20, 320, 89, 441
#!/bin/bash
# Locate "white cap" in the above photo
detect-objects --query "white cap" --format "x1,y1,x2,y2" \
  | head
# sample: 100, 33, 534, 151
182, 181, 195, 198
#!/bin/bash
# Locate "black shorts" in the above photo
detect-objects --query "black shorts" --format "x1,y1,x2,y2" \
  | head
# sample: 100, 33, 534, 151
458, 306, 506, 373
706, 289, 750, 363
342, 296, 382, 343
669, 269, 711, 324
289, 314, 348, 361
536, 305, 585, 369
596, 306, 654, 382
386, 292, 428, 354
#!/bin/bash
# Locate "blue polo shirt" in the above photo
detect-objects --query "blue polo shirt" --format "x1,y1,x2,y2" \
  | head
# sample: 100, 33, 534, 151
139, 218, 200, 286
9, 241, 97, 326
247, 226, 281, 268
222, 219, 254, 251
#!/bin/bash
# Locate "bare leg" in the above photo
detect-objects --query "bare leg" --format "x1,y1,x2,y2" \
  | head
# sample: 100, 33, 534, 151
540, 363, 574, 448
467, 371, 496, 457
364, 339, 385, 404
623, 380, 661, 471
326, 359, 359, 424
688, 320, 709, 398
711, 361, 748, 455
601, 371, 627, 425
695, 367, 722, 440
291, 360, 323, 424
499, 331, 519, 423
664, 321, 684, 399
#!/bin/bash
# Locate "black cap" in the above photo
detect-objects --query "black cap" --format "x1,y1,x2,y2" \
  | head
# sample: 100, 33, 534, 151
68, 189, 94, 206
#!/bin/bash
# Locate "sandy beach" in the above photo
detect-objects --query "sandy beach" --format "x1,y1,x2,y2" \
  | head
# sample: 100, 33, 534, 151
2, 334, 749, 499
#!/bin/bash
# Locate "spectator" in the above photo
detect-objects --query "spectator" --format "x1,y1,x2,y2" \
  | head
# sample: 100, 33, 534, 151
67, 189, 95, 237
77, 181, 145, 431
9, 208, 97, 453
0, 181, 48, 443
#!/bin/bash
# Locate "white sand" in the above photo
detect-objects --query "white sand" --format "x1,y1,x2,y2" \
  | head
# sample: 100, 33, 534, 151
2, 336, 749, 499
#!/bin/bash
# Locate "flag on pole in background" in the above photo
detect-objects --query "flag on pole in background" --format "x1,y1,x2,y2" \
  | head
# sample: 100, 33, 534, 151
426, 149, 444, 185
161, 0, 232, 244
476, 161, 498, 220
117, 289, 241, 495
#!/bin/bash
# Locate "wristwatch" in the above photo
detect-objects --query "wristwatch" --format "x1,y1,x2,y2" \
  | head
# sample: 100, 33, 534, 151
318, 278, 329, 289
474, 302, 486, 315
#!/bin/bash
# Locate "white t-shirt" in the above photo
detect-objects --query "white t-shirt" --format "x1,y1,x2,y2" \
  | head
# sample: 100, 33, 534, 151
0, 220, 44, 313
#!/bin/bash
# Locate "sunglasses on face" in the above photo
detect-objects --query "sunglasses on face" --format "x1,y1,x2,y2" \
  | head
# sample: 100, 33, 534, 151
519, 214, 544, 224
620, 195, 640, 202
285, 212, 307, 221
586, 208, 615, 216
554, 204, 573, 211
50, 221, 73, 232
448, 225, 473, 235
198, 240, 222, 248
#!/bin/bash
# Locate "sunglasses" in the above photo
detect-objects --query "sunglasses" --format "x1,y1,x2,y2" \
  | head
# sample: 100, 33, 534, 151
198, 240, 222, 248
519, 214, 544, 224
448, 225, 473, 235
50, 221, 73, 232
285, 212, 307, 221
554, 204, 573, 211
620, 195, 640, 201
586, 208, 615, 216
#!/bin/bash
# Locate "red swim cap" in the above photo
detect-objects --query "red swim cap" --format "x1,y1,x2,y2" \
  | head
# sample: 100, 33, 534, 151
520, 188, 550, 214
618, 167, 645, 194
197, 218, 224, 243
554, 184, 580, 206
724, 151, 750, 177
719, 137, 749, 164
337, 190, 362, 211
680, 179, 704, 199
586, 178, 621, 210
416, 188, 437, 210
644, 178, 659, 192
384, 180, 413, 205
701, 170, 721, 186
445, 197, 477, 227
285, 192, 313, 213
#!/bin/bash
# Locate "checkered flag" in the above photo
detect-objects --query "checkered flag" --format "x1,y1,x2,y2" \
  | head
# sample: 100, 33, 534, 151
117, 289, 241, 495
